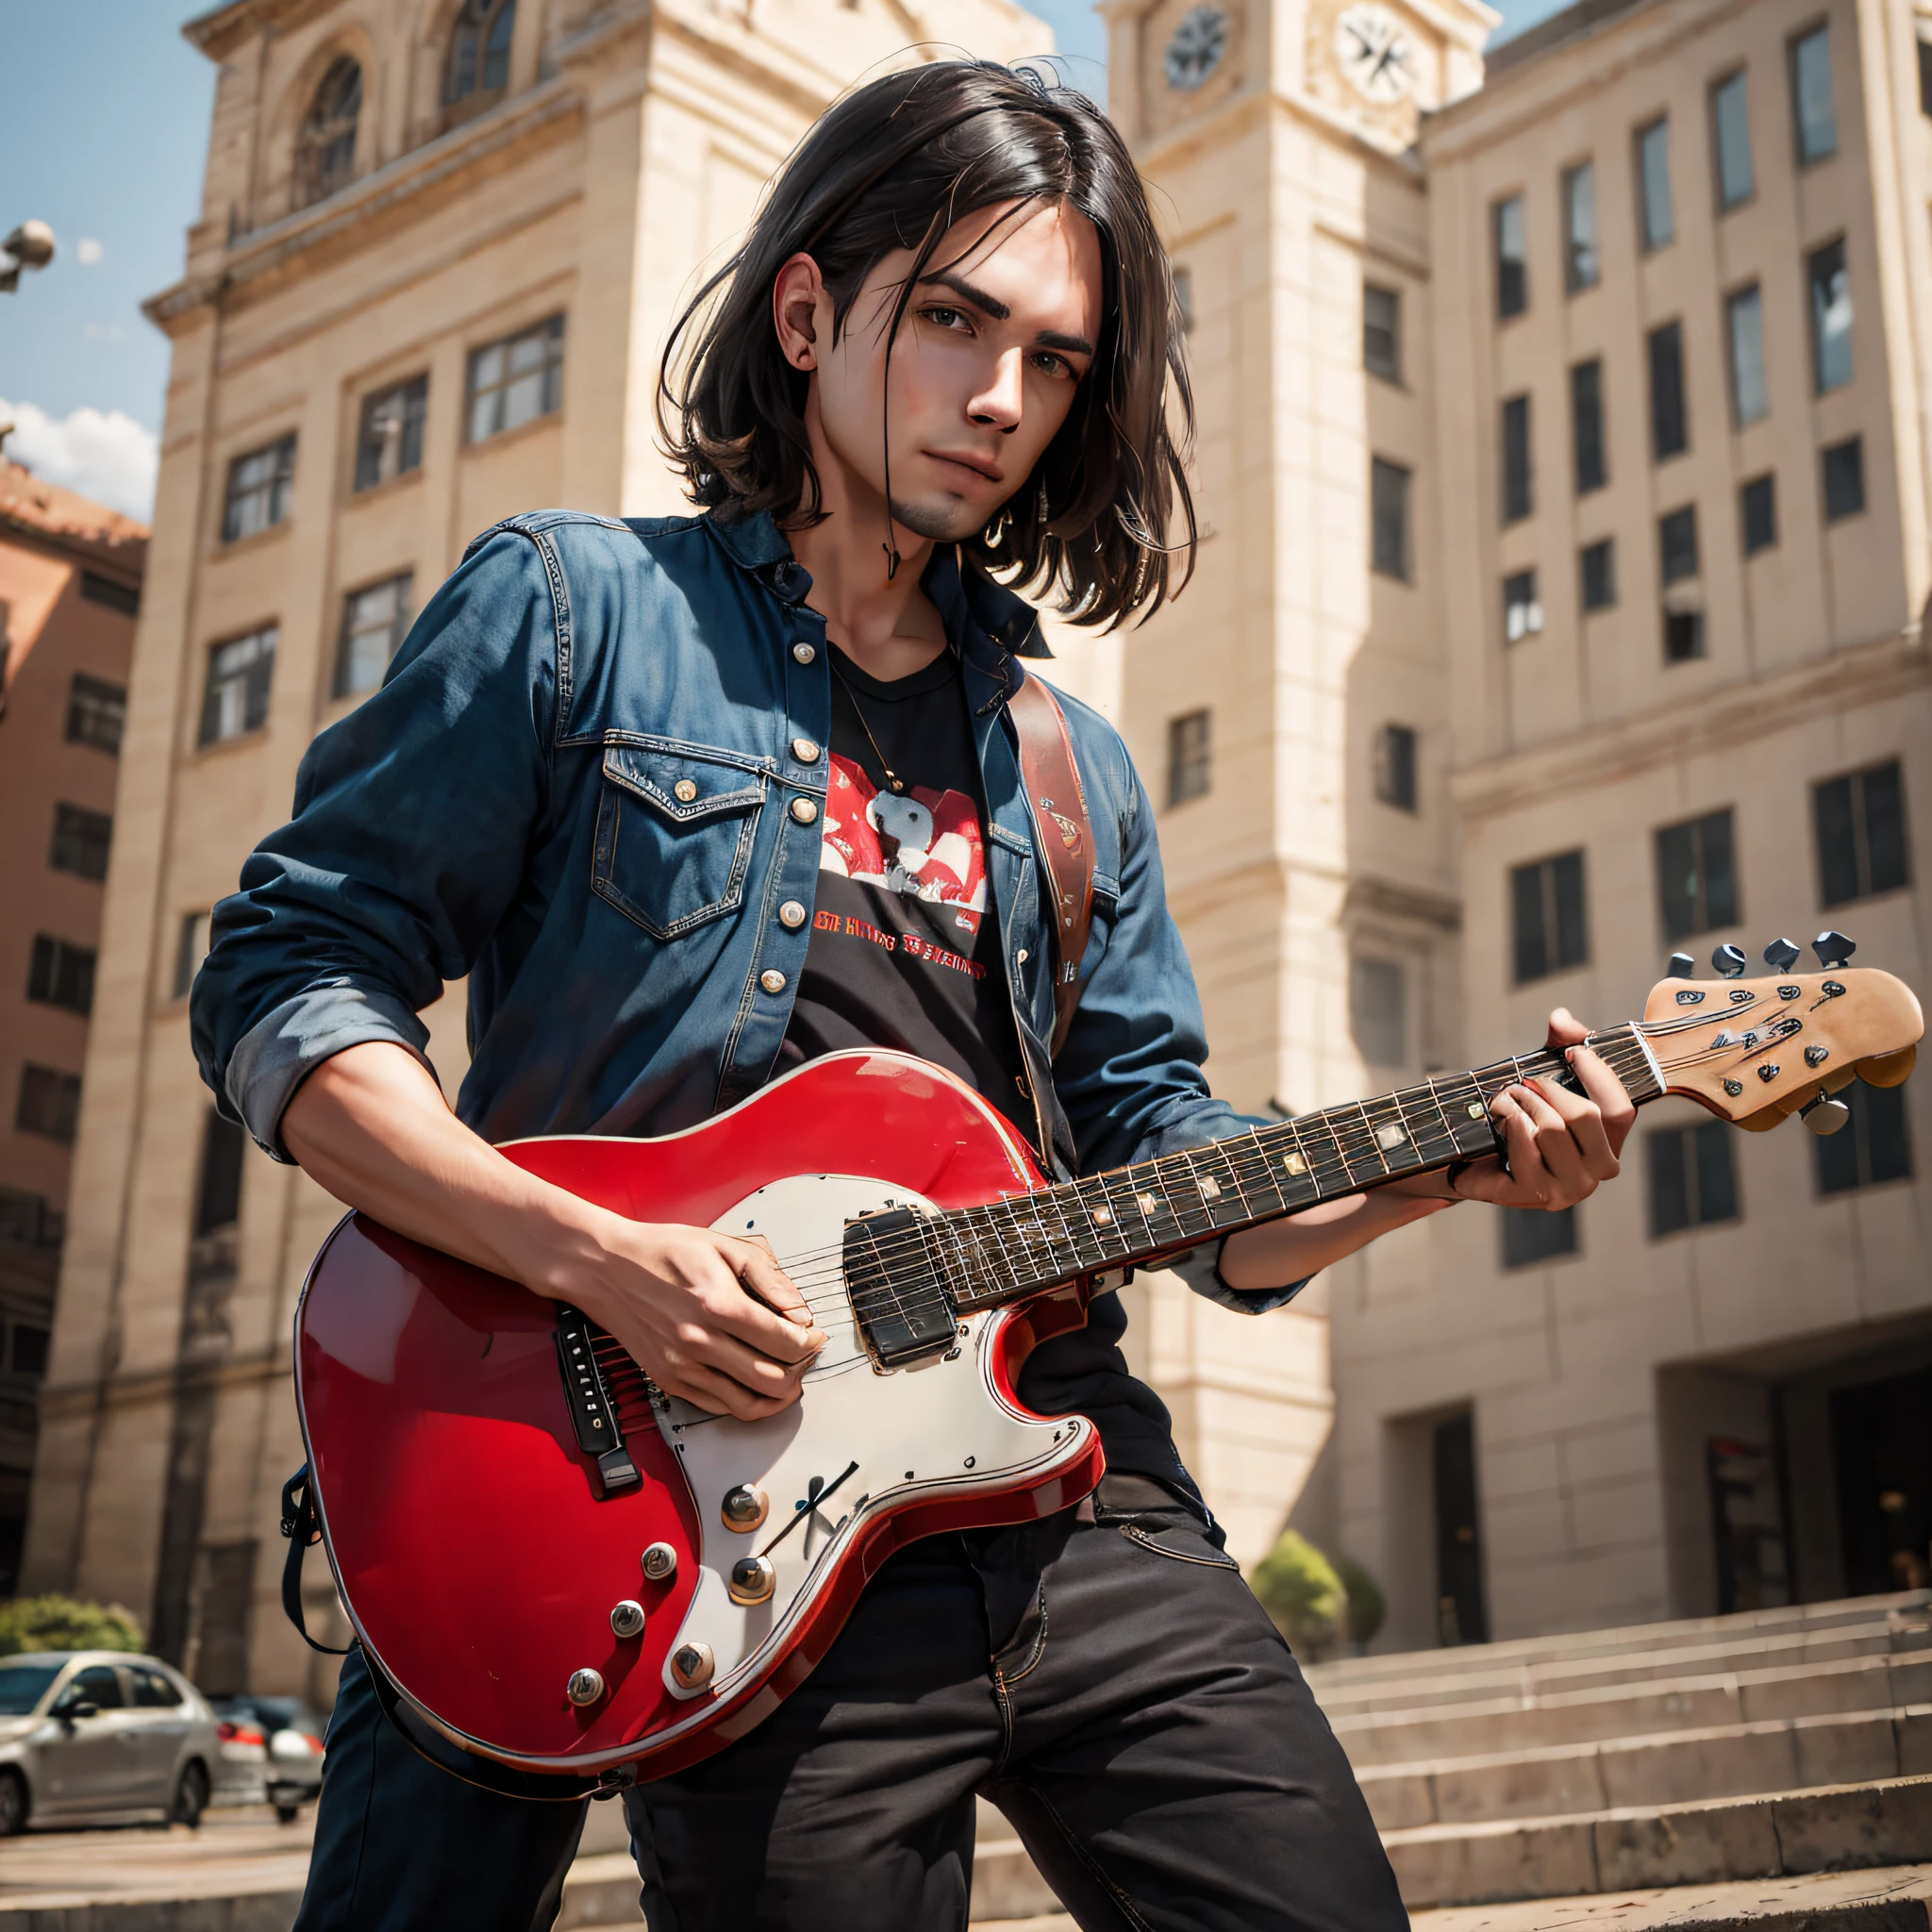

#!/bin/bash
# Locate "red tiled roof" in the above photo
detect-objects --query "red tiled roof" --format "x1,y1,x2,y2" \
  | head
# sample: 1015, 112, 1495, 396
0, 459, 148, 577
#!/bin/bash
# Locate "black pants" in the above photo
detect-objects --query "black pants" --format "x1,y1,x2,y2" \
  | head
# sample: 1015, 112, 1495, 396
295, 1481, 1403, 1932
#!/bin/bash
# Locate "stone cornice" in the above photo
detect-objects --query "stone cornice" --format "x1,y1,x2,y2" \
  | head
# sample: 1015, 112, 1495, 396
1449, 625, 1930, 820
182, 0, 337, 61
38, 1346, 291, 1423
1136, 85, 1427, 186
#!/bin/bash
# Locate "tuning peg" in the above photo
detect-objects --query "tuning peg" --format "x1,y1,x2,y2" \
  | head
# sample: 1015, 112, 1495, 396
1811, 930, 1857, 970
1667, 953, 1696, 978
1762, 937, 1802, 974
1712, 944, 1747, 978
1800, 1091, 1852, 1136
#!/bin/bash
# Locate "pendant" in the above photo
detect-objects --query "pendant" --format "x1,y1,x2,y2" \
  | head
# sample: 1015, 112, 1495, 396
889, 776, 906, 794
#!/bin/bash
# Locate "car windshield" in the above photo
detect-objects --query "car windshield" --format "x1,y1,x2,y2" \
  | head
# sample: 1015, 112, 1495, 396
0, 1664, 61, 1714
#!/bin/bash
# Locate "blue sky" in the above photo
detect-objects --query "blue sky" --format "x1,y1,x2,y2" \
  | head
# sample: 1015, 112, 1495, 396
0, 0, 1562, 518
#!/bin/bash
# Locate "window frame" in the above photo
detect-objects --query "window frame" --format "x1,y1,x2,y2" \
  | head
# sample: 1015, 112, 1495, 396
1562, 160, 1600, 293
1580, 537, 1616, 611
1165, 708, 1212, 809
1807, 236, 1853, 394
1822, 436, 1865, 522
1510, 849, 1589, 985
293, 54, 362, 211
1503, 568, 1543, 644
49, 802, 112, 883
1814, 1079, 1912, 1194
1374, 722, 1418, 811
1371, 456, 1413, 581
1710, 69, 1756, 210
1725, 283, 1769, 427
465, 313, 565, 446
1571, 358, 1607, 494
1788, 23, 1839, 166
1740, 473, 1778, 555
1647, 1119, 1740, 1237
198, 625, 279, 748
1648, 320, 1689, 461
64, 673, 126, 754
221, 435, 297, 544
26, 935, 96, 1016
334, 570, 415, 699
1658, 503, 1700, 587
1363, 282, 1402, 383
1813, 758, 1909, 907
354, 375, 429, 493
1493, 193, 1528, 320
1500, 394, 1533, 525
1654, 807, 1740, 942
15, 1063, 82, 1145
1636, 115, 1674, 251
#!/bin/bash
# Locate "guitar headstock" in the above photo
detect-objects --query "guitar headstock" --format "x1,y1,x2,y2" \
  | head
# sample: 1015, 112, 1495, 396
1642, 934, 1922, 1134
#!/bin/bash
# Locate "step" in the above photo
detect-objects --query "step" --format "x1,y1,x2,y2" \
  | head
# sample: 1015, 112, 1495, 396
559, 1852, 644, 1927
1359, 1705, 1932, 1830
1383, 1772, 1932, 1909
1337, 1654, 1932, 1767
1307, 1593, 1932, 1694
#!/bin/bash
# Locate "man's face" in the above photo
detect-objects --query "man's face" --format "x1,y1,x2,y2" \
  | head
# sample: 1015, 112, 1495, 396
795, 200, 1103, 544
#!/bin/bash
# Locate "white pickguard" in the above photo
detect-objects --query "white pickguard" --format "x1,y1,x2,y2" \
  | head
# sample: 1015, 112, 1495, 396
654, 1174, 1093, 1704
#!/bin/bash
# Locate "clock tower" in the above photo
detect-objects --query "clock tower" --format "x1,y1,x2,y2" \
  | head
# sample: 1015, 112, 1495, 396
1090, 0, 1491, 1561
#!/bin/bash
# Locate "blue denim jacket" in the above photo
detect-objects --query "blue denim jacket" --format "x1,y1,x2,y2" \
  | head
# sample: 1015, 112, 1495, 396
191, 508, 1294, 1317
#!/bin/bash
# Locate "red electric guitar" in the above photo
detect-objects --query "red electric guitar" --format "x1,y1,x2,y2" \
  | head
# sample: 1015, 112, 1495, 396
293, 938, 1920, 1784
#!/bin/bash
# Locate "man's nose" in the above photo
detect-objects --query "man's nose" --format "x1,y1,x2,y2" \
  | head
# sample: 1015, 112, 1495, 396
968, 350, 1025, 432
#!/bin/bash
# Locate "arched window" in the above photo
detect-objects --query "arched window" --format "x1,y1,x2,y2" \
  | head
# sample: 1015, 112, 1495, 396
445, 0, 515, 114
294, 57, 362, 209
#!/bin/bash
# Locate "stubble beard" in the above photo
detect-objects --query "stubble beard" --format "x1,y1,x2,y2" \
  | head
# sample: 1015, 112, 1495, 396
888, 493, 991, 545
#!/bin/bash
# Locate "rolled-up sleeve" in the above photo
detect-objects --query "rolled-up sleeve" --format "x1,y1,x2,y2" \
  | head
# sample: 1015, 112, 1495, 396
190, 528, 558, 1159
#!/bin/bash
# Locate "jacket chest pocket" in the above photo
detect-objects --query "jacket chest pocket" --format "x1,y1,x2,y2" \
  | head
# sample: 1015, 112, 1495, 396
592, 742, 767, 940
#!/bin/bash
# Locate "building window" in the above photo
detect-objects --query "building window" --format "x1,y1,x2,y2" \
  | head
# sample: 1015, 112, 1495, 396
199, 626, 277, 746
336, 572, 414, 698
1351, 957, 1407, 1068
1173, 265, 1195, 335
222, 436, 296, 543
1815, 760, 1908, 906
1374, 723, 1417, 810
9, 1324, 48, 1377
1500, 395, 1532, 525
1571, 359, 1607, 494
1648, 1120, 1739, 1236
446, 0, 516, 113
1493, 195, 1527, 319
1636, 116, 1674, 250
1789, 25, 1838, 164
1665, 609, 1707, 662
1822, 438, 1865, 522
1167, 708, 1211, 808
1920, 30, 1932, 115
1511, 850, 1588, 983
49, 803, 111, 882
1658, 505, 1699, 586
1371, 458, 1411, 580
1648, 321, 1688, 460
1808, 240, 1853, 392
65, 673, 125, 753
1726, 285, 1768, 426
15, 1065, 81, 1145
293, 55, 361, 210
1816, 1080, 1912, 1193
174, 911, 211, 1001
1563, 162, 1599, 291
1711, 71, 1755, 208
1580, 538, 1616, 610
1364, 283, 1401, 382
467, 315, 564, 444
80, 570, 140, 616
26, 936, 95, 1016
194, 1110, 247, 1239
1503, 570, 1543, 643
1503, 1206, 1577, 1268
1656, 808, 1738, 941
1740, 475, 1778, 555
355, 376, 428, 491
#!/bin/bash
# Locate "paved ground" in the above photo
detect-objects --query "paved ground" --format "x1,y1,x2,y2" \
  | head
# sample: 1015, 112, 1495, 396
0, 1806, 314, 1913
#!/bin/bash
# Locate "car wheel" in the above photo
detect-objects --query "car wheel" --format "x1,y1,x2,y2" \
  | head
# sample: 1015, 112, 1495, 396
0, 1770, 25, 1837
275, 1802, 300, 1824
171, 1761, 209, 1829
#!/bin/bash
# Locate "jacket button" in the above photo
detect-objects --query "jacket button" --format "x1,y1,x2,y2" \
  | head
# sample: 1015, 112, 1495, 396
759, 969, 788, 994
778, 901, 807, 930
791, 737, 820, 764
673, 779, 698, 803
792, 642, 816, 665
790, 797, 818, 824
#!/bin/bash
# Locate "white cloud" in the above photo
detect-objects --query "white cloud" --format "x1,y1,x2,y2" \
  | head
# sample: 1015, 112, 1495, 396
75, 238, 104, 266
82, 322, 125, 342
0, 396, 158, 520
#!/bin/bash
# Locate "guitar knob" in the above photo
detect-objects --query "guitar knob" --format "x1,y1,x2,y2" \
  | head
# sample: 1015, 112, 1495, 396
609, 1600, 646, 1640
1712, 944, 1747, 978
721, 1486, 769, 1533
1800, 1091, 1852, 1136
1763, 937, 1802, 974
669, 1641, 714, 1690
1812, 929, 1857, 970
1667, 953, 1695, 978
566, 1668, 606, 1707
641, 1542, 678, 1582
727, 1556, 777, 1606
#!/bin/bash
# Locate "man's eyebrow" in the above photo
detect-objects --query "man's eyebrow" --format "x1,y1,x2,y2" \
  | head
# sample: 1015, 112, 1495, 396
918, 270, 1094, 358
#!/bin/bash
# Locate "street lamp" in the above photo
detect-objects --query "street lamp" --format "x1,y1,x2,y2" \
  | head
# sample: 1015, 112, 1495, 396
1, 222, 57, 294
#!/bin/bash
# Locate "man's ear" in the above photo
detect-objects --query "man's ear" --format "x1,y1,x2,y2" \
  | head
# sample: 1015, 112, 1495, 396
774, 254, 825, 373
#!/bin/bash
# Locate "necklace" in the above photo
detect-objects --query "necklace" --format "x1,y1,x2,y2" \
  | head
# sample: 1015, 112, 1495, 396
826, 654, 909, 794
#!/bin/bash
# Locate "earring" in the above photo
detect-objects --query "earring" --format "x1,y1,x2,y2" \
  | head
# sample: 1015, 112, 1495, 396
1036, 476, 1050, 527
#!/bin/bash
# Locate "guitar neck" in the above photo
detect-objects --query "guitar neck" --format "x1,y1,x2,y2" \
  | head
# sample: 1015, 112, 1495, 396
940, 1023, 1664, 1313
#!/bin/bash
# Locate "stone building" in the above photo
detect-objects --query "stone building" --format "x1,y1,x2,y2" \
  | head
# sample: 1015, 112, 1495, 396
0, 459, 144, 1596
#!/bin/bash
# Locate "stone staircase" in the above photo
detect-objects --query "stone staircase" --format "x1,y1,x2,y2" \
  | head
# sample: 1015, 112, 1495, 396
970, 1590, 1932, 1928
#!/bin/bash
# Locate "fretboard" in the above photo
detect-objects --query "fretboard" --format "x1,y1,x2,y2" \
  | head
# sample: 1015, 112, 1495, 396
925, 1024, 1662, 1313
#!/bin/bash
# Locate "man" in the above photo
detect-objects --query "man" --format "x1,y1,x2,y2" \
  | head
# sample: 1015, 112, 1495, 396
193, 59, 1633, 1932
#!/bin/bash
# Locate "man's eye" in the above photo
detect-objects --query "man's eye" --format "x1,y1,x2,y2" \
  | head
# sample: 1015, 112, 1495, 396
1031, 352, 1074, 378
922, 306, 967, 331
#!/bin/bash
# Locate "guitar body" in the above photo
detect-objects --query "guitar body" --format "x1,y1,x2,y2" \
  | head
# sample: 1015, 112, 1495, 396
294, 1050, 1105, 1780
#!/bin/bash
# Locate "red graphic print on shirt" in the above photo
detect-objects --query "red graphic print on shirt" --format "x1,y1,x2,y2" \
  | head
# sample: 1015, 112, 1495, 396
819, 753, 988, 934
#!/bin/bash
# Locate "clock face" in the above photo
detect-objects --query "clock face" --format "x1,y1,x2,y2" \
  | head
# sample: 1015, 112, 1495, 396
1165, 5, 1229, 92
1333, 3, 1416, 103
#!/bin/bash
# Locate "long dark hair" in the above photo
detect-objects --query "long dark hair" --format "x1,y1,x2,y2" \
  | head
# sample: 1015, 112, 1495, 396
658, 60, 1196, 628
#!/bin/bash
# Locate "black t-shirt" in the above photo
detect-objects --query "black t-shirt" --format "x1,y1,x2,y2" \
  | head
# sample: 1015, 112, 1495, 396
779, 644, 1192, 1494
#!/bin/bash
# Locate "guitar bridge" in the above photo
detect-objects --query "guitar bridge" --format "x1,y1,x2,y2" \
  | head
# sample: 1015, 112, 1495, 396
843, 1208, 959, 1369
554, 1305, 641, 1496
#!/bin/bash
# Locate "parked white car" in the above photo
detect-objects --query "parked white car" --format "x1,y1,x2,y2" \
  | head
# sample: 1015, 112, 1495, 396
209, 1694, 326, 1822
0, 1651, 221, 1833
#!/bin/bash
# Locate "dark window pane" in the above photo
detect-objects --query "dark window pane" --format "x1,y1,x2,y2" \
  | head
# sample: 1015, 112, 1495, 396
293, 55, 360, 209
79, 571, 140, 617
1741, 475, 1778, 555
1364, 284, 1401, 381
1814, 773, 1860, 906
467, 314, 565, 443
1494, 195, 1527, 318
1580, 539, 1616, 610
199, 626, 277, 745
1822, 437, 1864, 521
1503, 1206, 1577, 1267
1861, 761, 1908, 894
1659, 505, 1700, 584
1920, 36, 1932, 117
355, 375, 428, 491
1727, 286, 1768, 425
1564, 162, 1599, 291
10, 1324, 48, 1378
1665, 609, 1707, 662
1712, 71, 1755, 208
1816, 761, 1910, 905
222, 435, 296, 543
446, 0, 517, 105
194, 1112, 246, 1239
1372, 458, 1411, 578
1501, 395, 1532, 524
1648, 1128, 1691, 1236
1504, 570, 1541, 643
335, 572, 414, 698
1572, 359, 1606, 493
1637, 116, 1674, 249
1790, 25, 1837, 164
1808, 239, 1852, 392
66, 673, 126, 752
1655, 811, 1741, 942
26, 936, 94, 1016
49, 803, 112, 882
1694, 1121, 1739, 1224
1167, 708, 1211, 808
15, 1064, 81, 1144
1816, 1079, 1913, 1192
1649, 322, 1688, 459
1374, 724, 1417, 810
1552, 849, 1588, 968
1511, 861, 1548, 984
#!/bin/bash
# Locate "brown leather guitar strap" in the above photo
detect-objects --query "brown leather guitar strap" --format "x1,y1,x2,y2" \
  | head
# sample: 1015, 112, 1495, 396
1008, 672, 1095, 1058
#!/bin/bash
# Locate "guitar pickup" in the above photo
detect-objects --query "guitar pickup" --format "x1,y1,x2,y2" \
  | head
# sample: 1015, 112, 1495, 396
554, 1305, 641, 1496
844, 1208, 959, 1369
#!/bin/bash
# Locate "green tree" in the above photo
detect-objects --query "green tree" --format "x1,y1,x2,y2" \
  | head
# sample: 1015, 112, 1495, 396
0, 1595, 142, 1657
1334, 1556, 1387, 1648
1249, 1531, 1346, 1655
